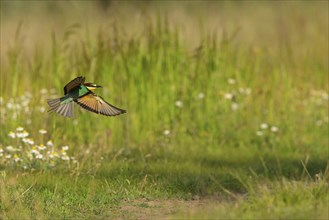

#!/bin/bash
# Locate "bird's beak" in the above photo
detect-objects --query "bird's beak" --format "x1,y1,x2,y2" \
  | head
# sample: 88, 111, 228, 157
85, 83, 102, 90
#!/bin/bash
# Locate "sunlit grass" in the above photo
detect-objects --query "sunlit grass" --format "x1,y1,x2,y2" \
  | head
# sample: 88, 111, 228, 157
0, 1, 328, 219
176, 178, 329, 219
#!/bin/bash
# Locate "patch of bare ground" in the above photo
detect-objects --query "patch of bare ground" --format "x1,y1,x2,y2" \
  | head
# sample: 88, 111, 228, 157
115, 197, 222, 220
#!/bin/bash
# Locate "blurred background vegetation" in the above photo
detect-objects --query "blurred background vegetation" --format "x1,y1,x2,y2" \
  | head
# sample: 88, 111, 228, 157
0, 1, 328, 219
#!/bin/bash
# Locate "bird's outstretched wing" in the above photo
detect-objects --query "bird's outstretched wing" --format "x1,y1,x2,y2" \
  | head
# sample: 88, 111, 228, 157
64, 76, 85, 94
76, 93, 126, 116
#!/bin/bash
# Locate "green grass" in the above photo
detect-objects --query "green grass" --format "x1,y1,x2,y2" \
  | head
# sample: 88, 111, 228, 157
1, 1, 328, 219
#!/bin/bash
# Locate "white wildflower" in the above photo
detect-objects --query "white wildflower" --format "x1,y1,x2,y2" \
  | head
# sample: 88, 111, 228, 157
13, 154, 21, 162
197, 92, 205, 100
256, 131, 263, 136
7, 102, 13, 109
228, 78, 236, 85
224, 93, 234, 100
16, 127, 24, 132
8, 131, 16, 138
5, 155, 12, 159
37, 144, 47, 150
38, 107, 46, 113
36, 154, 43, 160
260, 123, 268, 129
231, 103, 239, 111
21, 100, 30, 107
245, 88, 251, 95
16, 133, 23, 138
46, 140, 54, 147
62, 146, 69, 151
238, 88, 251, 95
14, 103, 22, 110
48, 151, 59, 159
30, 148, 40, 155
22, 131, 29, 138
5, 146, 14, 151
163, 130, 170, 136
22, 138, 33, 145
22, 138, 29, 144
16, 130, 29, 138
271, 126, 279, 132
39, 129, 47, 134
61, 155, 70, 161
175, 100, 183, 108
40, 88, 48, 95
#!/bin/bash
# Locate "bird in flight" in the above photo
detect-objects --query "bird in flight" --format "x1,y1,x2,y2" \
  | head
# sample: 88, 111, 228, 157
47, 76, 126, 118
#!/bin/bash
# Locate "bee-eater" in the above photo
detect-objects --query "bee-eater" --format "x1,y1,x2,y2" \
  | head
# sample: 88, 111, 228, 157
47, 76, 126, 117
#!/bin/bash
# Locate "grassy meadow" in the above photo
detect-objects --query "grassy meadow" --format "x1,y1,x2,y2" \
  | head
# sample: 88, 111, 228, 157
0, 1, 328, 219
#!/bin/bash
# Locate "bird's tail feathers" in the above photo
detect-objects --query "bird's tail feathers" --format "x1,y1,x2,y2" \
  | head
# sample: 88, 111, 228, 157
47, 98, 74, 118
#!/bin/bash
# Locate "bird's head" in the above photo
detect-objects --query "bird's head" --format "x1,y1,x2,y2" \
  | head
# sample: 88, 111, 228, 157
84, 83, 102, 90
